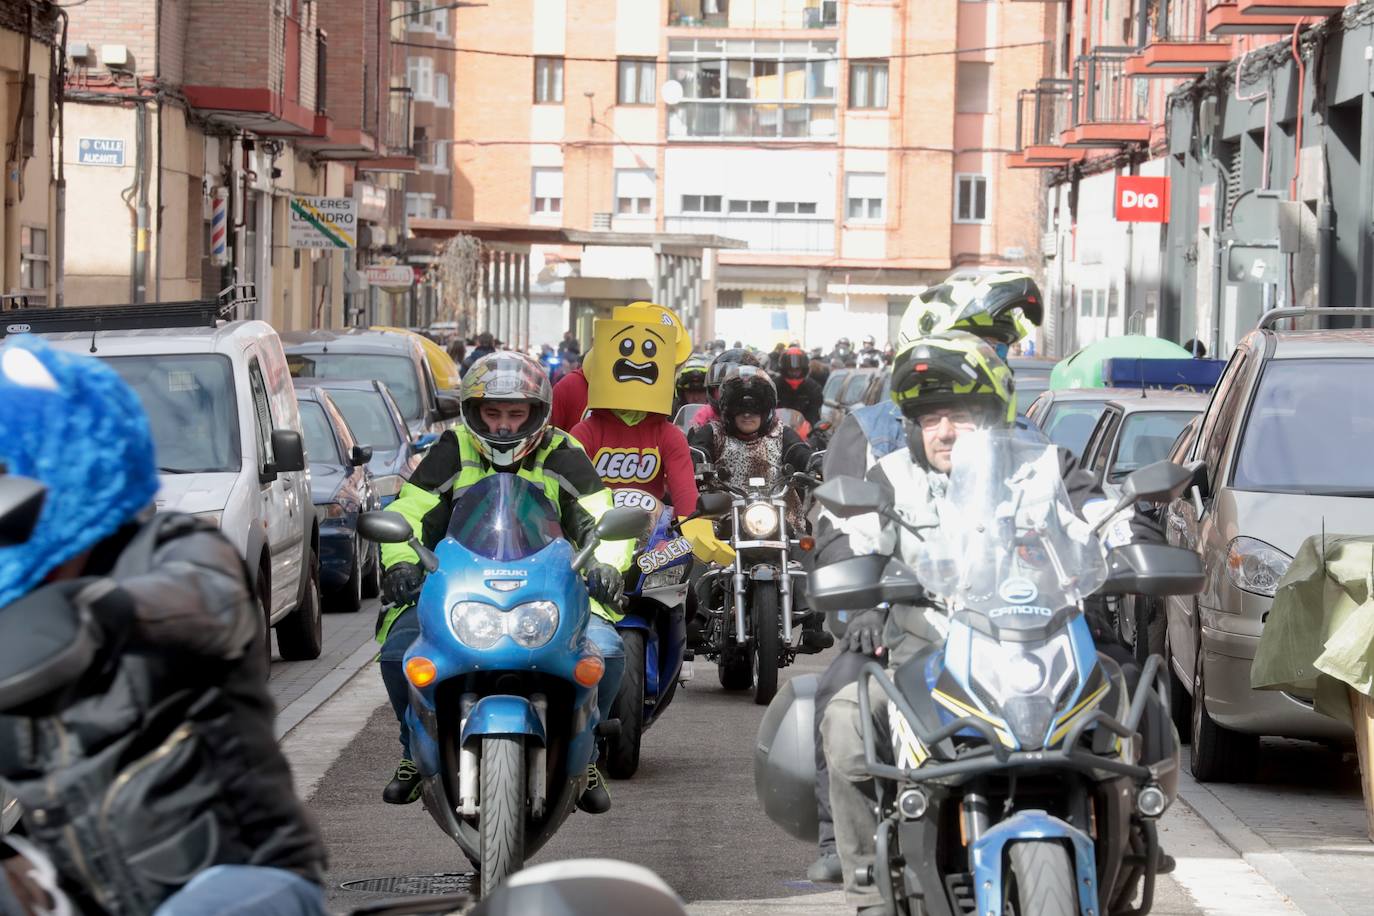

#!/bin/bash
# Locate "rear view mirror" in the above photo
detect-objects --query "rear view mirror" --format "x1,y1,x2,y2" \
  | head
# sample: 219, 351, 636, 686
269, 429, 306, 477
1099, 543, 1205, 597
0, 475, 46, 547
1120, 460, 1192, 505
435, 393, 462, 421
358, 510, 414, 544
814, 476, 886, 518
694, 491, 732, 520
596, 506, 651, 542
350, 445, 373, 467
1186, 460, 1210, 500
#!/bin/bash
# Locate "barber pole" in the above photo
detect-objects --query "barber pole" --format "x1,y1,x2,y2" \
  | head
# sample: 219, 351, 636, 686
210, 188, 229, 265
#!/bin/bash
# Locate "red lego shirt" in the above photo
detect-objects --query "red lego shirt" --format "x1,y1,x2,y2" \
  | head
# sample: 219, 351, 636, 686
570, 410, 699, 517
551, 368, 589, 431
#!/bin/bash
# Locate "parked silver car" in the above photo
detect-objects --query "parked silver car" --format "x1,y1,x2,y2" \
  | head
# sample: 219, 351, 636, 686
1164, 312, 1374, 781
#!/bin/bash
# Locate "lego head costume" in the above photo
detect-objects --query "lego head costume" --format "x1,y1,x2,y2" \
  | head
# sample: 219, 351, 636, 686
0, 336, 160, 608
586, 304, 686, 416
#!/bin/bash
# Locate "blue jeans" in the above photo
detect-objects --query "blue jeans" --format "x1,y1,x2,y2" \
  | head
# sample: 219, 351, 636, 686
153, 865, 326, 916
585, 614, 625, 724
379, 605, 422, 760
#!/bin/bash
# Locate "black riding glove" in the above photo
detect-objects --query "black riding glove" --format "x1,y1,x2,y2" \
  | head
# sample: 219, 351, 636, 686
844, 608, 886, 657
381, 562, 425, 607
584, 563, 624, 607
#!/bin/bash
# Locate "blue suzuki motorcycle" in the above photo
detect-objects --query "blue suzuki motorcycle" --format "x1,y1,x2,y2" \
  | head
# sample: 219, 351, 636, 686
359, 475, 647, 894
603, 489, 695, 778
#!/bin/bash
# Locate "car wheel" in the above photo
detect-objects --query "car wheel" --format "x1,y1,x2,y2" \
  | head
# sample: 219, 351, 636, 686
277, 549, 324, 661
361, 541, 381, 599
1190, 639, 1258, 782
329, 539, 364, 614
258, 569, 273, 669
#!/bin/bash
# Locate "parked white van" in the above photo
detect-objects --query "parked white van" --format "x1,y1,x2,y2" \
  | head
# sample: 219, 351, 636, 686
14, 305, 324, 661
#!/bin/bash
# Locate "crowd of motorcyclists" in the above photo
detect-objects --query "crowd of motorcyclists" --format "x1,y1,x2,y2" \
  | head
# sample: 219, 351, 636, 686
0, 269, 1190, 916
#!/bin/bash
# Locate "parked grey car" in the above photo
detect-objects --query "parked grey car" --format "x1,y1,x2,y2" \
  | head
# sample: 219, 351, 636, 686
1164, 312, 1374, 782
1025, 387, 1142, 460
1078, 391, 1208, 501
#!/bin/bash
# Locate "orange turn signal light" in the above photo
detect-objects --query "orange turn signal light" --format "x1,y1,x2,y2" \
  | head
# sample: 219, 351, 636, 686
798, 535, 816, 552
573, 655, 605, 687
406, 656, 438, 688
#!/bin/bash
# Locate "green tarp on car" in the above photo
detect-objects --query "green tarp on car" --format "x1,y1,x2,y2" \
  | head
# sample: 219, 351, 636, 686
1049, 336, 1191, 390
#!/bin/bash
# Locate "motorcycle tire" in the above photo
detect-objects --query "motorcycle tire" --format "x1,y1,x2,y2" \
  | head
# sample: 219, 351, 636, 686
479, 736, 526, 895
752, 586, 780, 706
608, 630, 647, 779
1005, 841, 1075, 916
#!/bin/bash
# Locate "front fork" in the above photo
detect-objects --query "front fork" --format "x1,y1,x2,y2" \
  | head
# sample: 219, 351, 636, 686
455, 691, 550, 819
728, 503, 794, 645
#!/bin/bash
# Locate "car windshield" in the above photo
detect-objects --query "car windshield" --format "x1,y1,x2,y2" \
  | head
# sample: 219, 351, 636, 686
1042, 400, 1109, 459
328, 388, 402, 451
298, 401, 341, 465
1233, 358, 1374, 494
287, 353, 421, 421
446, 474, 565, 560
1109, 411, 1196, 482
822, 370, 850, 400
842, 373, 872, 403
103, 354, 241, 474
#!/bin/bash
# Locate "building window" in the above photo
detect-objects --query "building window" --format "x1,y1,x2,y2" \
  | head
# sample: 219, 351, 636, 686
848, 60, 888, 109
405, 193, 435, 219
432, 8, 448, 36
955, 62, 991, 114
614, 169, 655, 215
845, 173, 885, 222
618, 58, 656, 105
433, 72, 450, 107
774, 201, 819, 216
532, 167, 563, 214
428, 139, 449, 173
681, 194, 723, 213
718, 290, 743, 309
954, 173, 989, 223
406, 56, 434, 101
728, 199, 769, 214
666, 38, 838, 140
534, 57, 564, 104
19, 226, 47, 303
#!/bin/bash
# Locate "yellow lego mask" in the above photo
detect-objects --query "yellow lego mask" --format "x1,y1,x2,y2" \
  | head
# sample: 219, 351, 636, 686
586, 315, 682, 415
615, 302, 693, 367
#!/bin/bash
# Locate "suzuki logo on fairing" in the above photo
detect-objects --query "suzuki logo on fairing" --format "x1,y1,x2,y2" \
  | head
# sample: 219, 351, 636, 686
999, 578, 1037, 604
1120, 190, 1160, 210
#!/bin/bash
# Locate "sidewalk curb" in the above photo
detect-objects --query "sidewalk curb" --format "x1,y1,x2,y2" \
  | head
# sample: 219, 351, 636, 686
274, 635, 379, 740
1177, 772, 1349, 916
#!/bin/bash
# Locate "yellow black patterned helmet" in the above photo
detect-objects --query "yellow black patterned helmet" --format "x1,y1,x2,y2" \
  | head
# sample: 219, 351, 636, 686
890, 332, 1015, 427
899, 272, 1043, 348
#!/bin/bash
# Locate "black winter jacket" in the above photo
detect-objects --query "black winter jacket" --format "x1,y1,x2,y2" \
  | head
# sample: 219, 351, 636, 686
0, 515, 326, 916
774, 376, 824, 426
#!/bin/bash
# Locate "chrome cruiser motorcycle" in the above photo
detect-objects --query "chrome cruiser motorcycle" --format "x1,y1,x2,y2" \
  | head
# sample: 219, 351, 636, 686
759, 430, 1203, 916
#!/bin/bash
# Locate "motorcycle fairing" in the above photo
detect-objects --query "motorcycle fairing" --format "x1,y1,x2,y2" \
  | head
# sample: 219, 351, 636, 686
461, 695, 548, 746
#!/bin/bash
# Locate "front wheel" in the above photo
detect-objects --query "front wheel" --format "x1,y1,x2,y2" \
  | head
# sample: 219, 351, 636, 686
752, 585, 780, 705
607, 630, 647, 779
479, 736, 526, 894
1005, 841, 1075, 916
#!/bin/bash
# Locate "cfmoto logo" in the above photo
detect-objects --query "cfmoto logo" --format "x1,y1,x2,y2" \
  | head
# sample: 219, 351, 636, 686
1120, 190, 1160, 209
999, 577, 1038, 604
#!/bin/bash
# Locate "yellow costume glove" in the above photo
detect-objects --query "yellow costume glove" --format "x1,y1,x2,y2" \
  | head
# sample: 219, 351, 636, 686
680, 516, 736, 566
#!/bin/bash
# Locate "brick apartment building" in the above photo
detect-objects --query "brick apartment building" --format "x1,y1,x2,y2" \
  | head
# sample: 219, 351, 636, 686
446, 0, 1056, 349
57, 0, 417, 328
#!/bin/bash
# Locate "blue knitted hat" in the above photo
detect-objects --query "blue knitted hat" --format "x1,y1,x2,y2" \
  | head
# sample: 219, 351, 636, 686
0, 336, 160, 606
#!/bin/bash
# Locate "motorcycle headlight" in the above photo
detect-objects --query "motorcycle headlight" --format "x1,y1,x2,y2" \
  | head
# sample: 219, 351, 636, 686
509, 600, 559, 648
741, 502, 779, 538
644, 565, 689, 589
969, 631, 1075, 714
1226, 536, 1292, 598
451, 601, 505, 649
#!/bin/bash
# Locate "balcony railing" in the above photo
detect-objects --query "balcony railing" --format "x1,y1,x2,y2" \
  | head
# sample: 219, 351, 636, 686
387, 86, 414, 156
1015, 79, 1073, 150
1129, 0, 1231, 74
1136, 0, 1214, 44
1073, 50, 1149, 126
664, 215, 834, 254
667, 0, 839, 29
315, 29, 328, 115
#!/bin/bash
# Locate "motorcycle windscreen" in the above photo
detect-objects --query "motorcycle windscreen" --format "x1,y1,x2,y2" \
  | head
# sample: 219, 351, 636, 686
446, 474, 564, 561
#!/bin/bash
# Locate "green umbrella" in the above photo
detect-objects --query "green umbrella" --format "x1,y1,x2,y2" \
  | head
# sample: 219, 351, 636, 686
1049, 336, 1191, 389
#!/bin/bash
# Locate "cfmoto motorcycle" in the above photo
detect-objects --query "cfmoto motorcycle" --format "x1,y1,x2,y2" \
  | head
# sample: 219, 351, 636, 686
696, 463, 819, 705
759, 430, 1204, 916
359, 475, 647, 894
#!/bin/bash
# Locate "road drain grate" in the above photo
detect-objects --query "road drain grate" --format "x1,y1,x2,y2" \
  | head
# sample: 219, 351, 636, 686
339, 873, 476, 895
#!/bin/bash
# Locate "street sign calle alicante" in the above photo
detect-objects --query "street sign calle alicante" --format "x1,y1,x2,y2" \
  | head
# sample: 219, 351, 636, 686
78, 138, 125, 166
289, 196, 359, 249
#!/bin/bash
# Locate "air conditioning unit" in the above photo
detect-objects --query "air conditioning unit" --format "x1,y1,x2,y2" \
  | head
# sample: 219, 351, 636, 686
593, 212, 612, 230
1041, 231, 1058, 258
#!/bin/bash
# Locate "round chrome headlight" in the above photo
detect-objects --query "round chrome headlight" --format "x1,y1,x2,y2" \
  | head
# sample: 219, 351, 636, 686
451, 601, 504, 649
741, 502, 779, 538
509, 600, 559, 648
